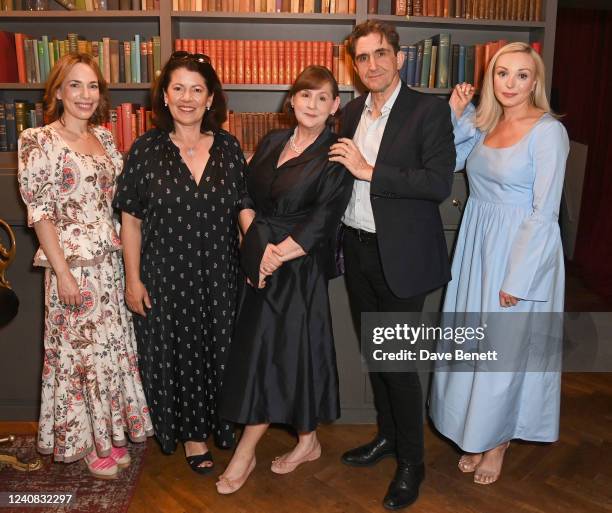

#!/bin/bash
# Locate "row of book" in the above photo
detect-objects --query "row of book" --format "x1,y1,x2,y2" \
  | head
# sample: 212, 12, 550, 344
226, 111, 291, 152
0, 31, 162, 85
174, 39, 355, 86
399, 35, 541, 90
171, 0, 356, 13
370, 0, 543, 21
0, 100, 153, 153
0, 102, 43, 152
0, 100, 302, 156
0, 0, 158, 9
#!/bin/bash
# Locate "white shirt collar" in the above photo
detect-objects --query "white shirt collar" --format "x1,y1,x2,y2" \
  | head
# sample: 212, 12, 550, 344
364, 79, 402, 115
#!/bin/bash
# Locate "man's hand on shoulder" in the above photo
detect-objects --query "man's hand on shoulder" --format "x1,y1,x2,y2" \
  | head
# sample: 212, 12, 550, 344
329, 138, 374, 182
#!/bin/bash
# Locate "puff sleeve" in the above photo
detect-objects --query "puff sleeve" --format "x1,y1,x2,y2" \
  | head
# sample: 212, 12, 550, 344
17, 128, 59, 227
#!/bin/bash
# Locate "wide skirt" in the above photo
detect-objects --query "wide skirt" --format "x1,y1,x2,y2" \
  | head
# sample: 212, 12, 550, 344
37, 251, 153, 462
220, 254, 340, 432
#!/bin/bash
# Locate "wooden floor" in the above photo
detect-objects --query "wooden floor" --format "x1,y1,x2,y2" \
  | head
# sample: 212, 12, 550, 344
116, 372, 610, 513
2, 273, 610, 512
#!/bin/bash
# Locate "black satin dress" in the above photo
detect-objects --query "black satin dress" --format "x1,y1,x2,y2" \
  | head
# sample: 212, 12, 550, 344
220, 127, 353, 431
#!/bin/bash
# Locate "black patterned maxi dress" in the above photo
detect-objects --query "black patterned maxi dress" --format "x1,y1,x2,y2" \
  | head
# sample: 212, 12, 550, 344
113, 128, 247, 453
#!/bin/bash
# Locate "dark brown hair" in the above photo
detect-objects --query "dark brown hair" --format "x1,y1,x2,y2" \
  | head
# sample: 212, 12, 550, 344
152, 55, 227, 133
283, 65, 340, 126
43, 53, 110, 125
347, 20, 400, 59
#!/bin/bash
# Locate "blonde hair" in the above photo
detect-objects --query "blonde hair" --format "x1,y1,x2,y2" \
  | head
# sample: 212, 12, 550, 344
475, 42, 551, 132
43, 53, 110, 125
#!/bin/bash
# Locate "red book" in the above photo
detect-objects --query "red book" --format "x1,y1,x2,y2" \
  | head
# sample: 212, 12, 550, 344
196, 39, 204, 54
257, 40, 265, 84
244, 40, 252, 84
305, 40, 313, 68
222, 40, 230, 84
473, 43, 485, 89
291, 41, 299, 83
252, 41, 259, 83
271, 40, 279, 84
0, 32, 19, 83
284, 40, 292, 84
276, 40, 284, 84
264, 40, 272, 84
116, 105, 124, 153
230, 39, 237, 84
121, 103, 134, 153
530, 41, 542, 55
325, 41, 333, 71
138, 106, 146, 136
237, 40, 245, 84
14, 33, 27, 84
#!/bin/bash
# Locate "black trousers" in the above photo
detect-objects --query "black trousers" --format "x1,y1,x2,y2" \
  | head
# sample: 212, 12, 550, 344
342, 226, 426, 464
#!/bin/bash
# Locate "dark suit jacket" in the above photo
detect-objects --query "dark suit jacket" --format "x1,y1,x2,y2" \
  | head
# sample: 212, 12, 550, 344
340, 82, 456, 298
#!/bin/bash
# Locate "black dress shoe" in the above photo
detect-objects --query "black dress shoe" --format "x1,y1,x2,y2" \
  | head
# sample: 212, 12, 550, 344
341, 436, 396, 467
383, 460, 425, 510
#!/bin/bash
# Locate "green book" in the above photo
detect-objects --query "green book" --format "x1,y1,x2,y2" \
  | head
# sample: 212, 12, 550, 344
41, 35, 50, 82
32, 39, 41, 83
131, 39, 138, 84
419, 38, 432, 88
433, 33, 451, 88
153, 36, 161, 79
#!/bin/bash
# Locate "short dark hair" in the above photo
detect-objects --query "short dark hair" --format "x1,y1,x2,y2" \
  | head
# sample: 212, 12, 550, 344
152, 55, 227, 133
283, 65, 340, 126
347, 20, 400, 59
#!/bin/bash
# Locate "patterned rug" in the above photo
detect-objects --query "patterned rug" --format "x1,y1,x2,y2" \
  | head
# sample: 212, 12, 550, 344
0, 435, 148, 513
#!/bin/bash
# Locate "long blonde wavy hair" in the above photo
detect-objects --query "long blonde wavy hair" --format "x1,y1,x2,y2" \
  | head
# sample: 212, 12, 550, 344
475, 42, 552, 132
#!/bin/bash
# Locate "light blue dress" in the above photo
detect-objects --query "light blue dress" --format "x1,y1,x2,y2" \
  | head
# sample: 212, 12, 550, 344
429, 103, 569, 453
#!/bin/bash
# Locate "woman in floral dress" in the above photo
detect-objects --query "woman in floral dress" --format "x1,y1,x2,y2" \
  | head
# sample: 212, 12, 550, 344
17, 53, 153, 479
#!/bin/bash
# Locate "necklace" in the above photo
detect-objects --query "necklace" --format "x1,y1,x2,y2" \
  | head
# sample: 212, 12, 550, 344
289, 128, 316, 155
172, 133, 200, 158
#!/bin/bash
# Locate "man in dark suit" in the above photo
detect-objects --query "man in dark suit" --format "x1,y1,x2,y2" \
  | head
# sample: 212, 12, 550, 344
329, 20, 456, 510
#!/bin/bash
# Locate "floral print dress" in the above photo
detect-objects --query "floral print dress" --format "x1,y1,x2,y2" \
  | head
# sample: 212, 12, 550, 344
18, 125, 153, 463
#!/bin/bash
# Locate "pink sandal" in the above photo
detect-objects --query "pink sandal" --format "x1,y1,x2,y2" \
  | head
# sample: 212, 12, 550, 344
84, 452, 119, 479
110, 446, 131, 468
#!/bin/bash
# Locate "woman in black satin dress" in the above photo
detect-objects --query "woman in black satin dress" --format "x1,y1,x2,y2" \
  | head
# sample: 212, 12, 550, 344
217, 66, 353, 494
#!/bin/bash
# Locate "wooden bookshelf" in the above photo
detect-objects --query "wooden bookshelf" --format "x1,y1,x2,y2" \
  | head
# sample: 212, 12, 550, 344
369, 14, 547, 29
0, 83, 152, 90
0, 10, 160, 19
170, 12, 357, 23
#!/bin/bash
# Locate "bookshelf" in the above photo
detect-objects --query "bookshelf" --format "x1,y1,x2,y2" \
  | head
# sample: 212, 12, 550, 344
0, 0, 560, 422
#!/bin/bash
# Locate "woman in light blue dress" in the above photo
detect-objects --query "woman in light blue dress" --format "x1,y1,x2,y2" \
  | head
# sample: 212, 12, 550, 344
429, 42, 569, 485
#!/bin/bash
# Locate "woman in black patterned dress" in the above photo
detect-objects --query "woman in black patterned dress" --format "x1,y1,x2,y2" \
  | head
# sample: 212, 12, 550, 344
113, 52, 250, 474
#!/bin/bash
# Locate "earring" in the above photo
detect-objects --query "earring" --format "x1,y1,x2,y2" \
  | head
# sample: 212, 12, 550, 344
206, 105, 210, 111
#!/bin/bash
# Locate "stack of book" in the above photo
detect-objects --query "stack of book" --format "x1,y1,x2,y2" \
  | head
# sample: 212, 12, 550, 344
0, 101, 44, 152
224, 111, 291, 152
171, 0, 355, 12
174, 39, 354, 86
104, 103, 152, 152
0, 31, 161, 84
0, 0, 157, 8
400, 36, 541, 90
372, 0, 543, 21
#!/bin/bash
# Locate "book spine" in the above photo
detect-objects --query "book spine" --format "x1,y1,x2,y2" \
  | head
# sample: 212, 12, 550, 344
140, 41, 148, 83
5, 103, 16, 152
121, 103, 133, 151
0, 104, 7, 153
367, 0, 376, 14
450, 44, 459, 86
457, 45, 465, 84
435, 33, 450, 88
419, 39, 432, 88
428, 45, 437, 88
